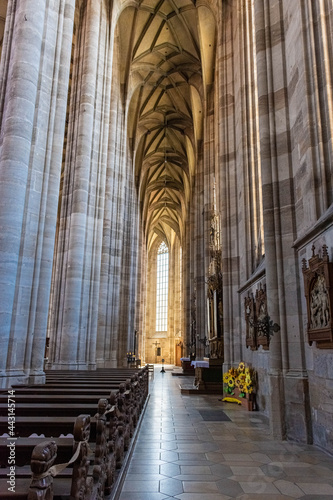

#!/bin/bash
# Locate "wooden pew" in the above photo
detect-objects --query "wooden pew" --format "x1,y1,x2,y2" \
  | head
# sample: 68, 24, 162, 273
0, 414, 96, 500
0, 366, 149, 498
0, 399, 125, 498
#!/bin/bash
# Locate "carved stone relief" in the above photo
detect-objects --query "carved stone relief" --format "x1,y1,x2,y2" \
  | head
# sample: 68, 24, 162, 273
302, 245, 333, 348
244, 283, 271, 350
245, 294, 256, 350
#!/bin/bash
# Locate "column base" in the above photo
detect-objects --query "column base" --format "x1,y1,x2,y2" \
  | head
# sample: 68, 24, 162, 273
0, 371, 27, 389
268, 370, 286, 440
27, 371, 46, 385
284, 370, 312, 444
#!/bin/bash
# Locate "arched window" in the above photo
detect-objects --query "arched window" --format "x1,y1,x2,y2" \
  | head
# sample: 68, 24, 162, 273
156, 241, 169, 332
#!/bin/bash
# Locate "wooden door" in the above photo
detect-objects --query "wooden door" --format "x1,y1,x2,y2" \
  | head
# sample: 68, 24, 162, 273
175, 342, 183, 366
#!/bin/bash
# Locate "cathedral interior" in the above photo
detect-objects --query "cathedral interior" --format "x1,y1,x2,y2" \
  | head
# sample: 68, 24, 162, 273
0, 0, 333, 474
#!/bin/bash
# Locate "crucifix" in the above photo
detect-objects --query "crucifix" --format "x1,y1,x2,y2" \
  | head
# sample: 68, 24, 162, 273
152, 341, 160, 363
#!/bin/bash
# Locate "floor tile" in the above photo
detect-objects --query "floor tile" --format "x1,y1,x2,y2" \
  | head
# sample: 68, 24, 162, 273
180, 465, 212, 475
116, 366, 333, 500
236, 495, 294, 500
222, 454, 255, 462
216, 478, 245, 497
239, 481, 281, 494
300, 496, 333, 500
175, 494, 232, 500
209, 463, 233, 478
119, 494, 169, 500
159, 477, 184, 495
122, 480, 160, 492
128, 464, 161, 474
160, 450, 179, 462
175, 474, 221, 482
125, 473, 168, 482
159, 463, 181, 477
296, 483, 333, 495
274, 479, 304, 498
183, 481, 219, 493
230, 465, 265, 476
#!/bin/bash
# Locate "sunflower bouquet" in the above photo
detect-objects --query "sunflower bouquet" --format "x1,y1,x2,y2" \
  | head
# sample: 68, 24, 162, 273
223, 362, 255, 398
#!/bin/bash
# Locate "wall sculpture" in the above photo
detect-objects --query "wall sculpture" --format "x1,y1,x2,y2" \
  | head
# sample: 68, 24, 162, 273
206, 211, 223, 359
302, 245, 333, 348
244, 283, 280, 350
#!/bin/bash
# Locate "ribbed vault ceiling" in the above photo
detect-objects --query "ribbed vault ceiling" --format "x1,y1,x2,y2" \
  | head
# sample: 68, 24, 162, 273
117, 0, 216, 250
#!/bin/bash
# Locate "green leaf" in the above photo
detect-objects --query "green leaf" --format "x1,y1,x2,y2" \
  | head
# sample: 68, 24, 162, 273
240, 392, 245, 398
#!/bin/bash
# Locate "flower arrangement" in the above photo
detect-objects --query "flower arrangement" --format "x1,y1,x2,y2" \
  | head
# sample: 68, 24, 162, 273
223, 362, 255, 398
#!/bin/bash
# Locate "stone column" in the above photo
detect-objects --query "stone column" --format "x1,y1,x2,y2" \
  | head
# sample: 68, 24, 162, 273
96, 85, 118, 368
186, 199, 196, 357
48, 0, 102, 369
137, 229, 147, 362
0, 1, 74, 387
117, 161, 139, 366
27, 0, 76, 382
254, 0, 312, 441
218, 0, 239, 372
109, 109, 127, 367
194, 147, 206, 360
254, 0, 286, 440
0, 0, 46, 386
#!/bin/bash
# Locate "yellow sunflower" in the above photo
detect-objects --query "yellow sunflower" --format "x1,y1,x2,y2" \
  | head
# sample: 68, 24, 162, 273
223, 373, 230, 383
228, 377, 235, 388
238, 361, 245, 372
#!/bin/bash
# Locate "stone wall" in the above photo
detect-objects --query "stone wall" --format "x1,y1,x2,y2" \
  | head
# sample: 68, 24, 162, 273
217, 0, 333, 453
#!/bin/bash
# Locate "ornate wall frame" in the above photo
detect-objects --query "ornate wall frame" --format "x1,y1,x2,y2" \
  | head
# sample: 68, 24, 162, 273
302, 245, 333, 348
255, 284, 269, 350
245, 294, 256, 349
206, 209, 223, 359
244, 283, 272, 350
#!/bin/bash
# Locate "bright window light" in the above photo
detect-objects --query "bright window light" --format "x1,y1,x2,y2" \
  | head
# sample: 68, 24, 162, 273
156, 241, 169, 332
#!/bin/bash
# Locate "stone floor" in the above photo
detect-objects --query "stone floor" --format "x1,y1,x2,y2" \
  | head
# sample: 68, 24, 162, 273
118, 365, 333, 500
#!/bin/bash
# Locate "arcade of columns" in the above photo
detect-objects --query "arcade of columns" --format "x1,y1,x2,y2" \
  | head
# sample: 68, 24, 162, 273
0, 0, 332, 454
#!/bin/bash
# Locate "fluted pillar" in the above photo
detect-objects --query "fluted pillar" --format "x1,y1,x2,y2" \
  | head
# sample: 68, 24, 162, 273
48, 0, 102, 369
0, 0, 74, 387
117, 165, 139, 366
254, 0, 312, 441
0, 0, 46, 386
27, 0, 75, 381
96, 89, 119, 368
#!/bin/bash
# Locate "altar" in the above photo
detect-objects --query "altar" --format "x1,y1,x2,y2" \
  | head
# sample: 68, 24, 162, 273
191, 360, 209, 368
180, 357, 195, 375
191, 358, 223, 392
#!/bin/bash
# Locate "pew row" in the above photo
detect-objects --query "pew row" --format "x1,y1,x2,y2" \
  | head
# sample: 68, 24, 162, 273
0, 366, 149, 499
